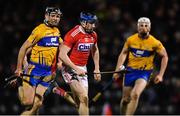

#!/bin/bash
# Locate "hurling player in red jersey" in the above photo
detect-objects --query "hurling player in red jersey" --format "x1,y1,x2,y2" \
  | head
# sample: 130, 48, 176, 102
59, 12, 101, 115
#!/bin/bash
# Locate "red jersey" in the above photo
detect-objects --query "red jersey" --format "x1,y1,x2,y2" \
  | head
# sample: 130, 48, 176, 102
63, 25, 97, 66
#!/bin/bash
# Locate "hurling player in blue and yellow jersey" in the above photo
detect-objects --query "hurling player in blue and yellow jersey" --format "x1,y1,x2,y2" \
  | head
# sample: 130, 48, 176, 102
14, 7, 63, 115
113, 17, 168, 115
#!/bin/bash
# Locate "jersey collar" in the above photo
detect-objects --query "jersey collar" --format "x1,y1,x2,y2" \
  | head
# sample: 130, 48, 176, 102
79, 25, 86, 34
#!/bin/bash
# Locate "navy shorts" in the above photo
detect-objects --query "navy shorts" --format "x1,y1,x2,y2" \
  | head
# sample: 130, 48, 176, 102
124, 67, 152, 87
23, 61, 52, 87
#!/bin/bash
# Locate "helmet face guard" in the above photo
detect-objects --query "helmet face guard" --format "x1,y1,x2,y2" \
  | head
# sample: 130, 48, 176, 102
137, 17, 151, 38
44, 7, 62, 26
137, 17, 151, 27
45, 7, 62, 16
80, 12, 98, 33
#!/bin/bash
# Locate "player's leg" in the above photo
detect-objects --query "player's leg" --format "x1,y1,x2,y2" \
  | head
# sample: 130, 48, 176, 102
18, 78, 36, 114
60, 66, 88, 114
53, 86, 78, 107
22, 84, 48, 115
43, 80, 56, 98
20, 74, 50, 115
71, 86, 80, 109
44, 76, 77, 107
126, 78, 147, 115
120, 86, 132, 114
28, 75, 53, 114
70, 79, 89, 115
31, 84, 48, 114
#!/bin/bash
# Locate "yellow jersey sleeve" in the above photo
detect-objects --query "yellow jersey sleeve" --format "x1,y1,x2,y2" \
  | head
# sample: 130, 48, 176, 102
154, 40, 164, 53
27, 25, 43, 44
124, 39, 130, 49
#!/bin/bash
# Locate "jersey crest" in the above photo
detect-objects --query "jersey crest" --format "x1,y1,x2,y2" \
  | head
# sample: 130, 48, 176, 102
78, 43, 94, 51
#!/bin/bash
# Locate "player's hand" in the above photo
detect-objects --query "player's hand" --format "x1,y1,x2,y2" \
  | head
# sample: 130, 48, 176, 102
14, 69, 22, 77
154, 74, 163, 84
12, 69, 22, 87
74, 67, 86, 76
113, 65, 125, 80
9, 78, 18, 88
94, 69, 101, 82
113, 73, 119, 81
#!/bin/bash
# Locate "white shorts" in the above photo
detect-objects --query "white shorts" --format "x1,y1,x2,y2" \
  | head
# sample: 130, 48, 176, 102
61, 65, 88, 88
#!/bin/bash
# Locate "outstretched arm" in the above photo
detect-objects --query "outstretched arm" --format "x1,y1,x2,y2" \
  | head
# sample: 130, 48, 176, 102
154, 48, 168, 84
15, 40, 34, 76
115, 44, 128, 71
113, 44, 129, 80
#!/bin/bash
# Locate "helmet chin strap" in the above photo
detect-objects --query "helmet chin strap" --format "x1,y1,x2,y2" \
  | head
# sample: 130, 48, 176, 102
44, 19, 49, 26
44, 19, 58, 27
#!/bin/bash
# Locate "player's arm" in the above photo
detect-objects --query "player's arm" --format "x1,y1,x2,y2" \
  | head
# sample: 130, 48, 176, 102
15, 40, 35, 76
23, 47, 32, 69
113, 43, 129, 80
91, 43, 101, 81
91, 43, 100, 72
59, 44, 86, 75
15, 28, 40, 76
10, 43, 33, 86
59, 44, 75, 68
115, 44, 128, 71
57, 58, 63, 70
154, 47, 168, 84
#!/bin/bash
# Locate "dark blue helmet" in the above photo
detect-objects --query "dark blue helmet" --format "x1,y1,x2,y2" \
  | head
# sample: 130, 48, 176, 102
80, 12, 98, 24
45, 7, 62, 16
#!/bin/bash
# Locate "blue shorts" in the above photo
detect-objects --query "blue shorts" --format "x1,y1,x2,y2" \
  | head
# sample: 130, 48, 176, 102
23, 61, 52, 87
29, 77, 50, 87
124, 67, 152, 87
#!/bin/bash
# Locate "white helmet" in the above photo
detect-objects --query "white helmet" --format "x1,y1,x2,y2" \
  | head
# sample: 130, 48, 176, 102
137, 17, 151, 27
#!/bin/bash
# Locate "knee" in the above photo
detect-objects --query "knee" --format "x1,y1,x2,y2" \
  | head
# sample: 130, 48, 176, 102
20, 98, 34, 106
130, 92, 140, 101
121, 96, 131, 105
20, 99, 33, 111
34, 100, 43, 108
79, 94, 88, 104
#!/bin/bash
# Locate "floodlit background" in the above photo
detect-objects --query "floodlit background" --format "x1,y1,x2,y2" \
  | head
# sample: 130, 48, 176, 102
0, 0, 180, 115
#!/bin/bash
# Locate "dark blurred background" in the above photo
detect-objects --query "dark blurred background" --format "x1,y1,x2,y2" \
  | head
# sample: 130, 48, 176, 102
0, 0, 180, 115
